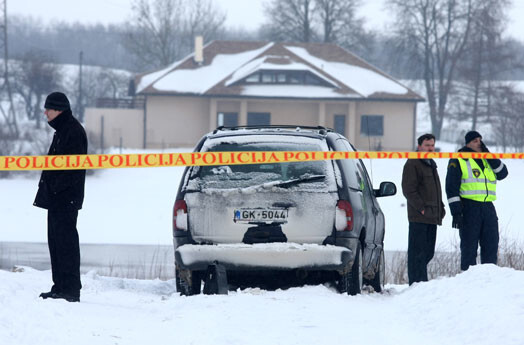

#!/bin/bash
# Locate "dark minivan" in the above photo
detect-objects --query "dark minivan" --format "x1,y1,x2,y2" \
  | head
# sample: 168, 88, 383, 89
173, 126, 396, 295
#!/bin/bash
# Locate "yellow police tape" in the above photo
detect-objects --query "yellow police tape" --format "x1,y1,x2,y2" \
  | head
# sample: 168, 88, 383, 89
1, 151, 523, 171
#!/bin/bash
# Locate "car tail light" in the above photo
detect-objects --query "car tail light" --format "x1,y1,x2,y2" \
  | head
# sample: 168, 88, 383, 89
335, 200, 354, 231
173, 200, 188, 231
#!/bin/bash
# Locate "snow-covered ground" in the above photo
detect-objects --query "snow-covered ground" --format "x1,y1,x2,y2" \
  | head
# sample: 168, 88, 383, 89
0, 264, 522, 345
1, 143, 524, 344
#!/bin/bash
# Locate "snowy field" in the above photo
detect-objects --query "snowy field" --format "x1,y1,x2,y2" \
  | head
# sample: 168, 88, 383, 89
1, 144, 524, 344
0, 265, 523, 345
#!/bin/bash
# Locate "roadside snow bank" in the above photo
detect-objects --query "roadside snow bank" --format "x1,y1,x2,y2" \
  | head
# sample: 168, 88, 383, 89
0, 264, 522, 345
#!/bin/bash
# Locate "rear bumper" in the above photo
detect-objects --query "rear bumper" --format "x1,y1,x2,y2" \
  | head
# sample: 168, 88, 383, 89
175, 242, 353, 271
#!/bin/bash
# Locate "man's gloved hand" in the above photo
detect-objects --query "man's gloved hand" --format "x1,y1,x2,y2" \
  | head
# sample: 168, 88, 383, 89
452, 214, 463, 229
480, 141, 490, 152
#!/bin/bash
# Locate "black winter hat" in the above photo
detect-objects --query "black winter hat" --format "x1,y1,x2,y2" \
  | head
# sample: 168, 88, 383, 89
465, 130, 482, 144
44, 92, 70, 111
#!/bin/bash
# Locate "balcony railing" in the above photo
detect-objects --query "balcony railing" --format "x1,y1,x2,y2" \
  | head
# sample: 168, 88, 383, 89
95, 97, 145, 109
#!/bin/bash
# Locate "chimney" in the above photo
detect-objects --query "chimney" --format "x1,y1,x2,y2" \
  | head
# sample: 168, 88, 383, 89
194, 36, 204, 64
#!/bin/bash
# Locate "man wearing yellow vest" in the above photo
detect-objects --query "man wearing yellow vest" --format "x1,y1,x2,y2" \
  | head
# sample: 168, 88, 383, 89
446, 131, 508, 271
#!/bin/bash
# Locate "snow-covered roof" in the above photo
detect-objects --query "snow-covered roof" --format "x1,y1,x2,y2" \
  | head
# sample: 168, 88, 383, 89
135, 41, 423, 101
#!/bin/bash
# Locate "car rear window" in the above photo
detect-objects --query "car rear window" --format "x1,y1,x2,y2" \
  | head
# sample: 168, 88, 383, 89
186, 136, 337, 191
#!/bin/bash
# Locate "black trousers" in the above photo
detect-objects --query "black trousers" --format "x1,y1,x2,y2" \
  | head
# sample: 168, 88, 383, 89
459, 200, 499, 271
408, 222, 437, 285
47, 209, 82, 296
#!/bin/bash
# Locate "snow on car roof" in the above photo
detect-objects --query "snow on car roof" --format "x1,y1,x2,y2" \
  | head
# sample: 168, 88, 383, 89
202, 133, 330, 152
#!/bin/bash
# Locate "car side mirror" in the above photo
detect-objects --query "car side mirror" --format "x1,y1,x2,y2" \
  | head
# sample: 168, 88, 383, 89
374, 182, 396, 197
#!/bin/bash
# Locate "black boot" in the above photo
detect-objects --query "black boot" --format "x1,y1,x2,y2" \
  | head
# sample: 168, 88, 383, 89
39, 291, 55, 299
50, 292, 80, 302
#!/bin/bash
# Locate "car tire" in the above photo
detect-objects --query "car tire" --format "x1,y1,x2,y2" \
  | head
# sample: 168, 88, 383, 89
366, 249, 385, 293
176, 267, 201, 296
337, 243, 362, 295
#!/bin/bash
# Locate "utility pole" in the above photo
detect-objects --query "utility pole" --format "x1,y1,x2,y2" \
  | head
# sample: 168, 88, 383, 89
0, 0, 18, 138
77, 50, 84, 122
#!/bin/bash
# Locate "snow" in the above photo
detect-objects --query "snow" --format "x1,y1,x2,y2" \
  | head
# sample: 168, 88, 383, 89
240, 84, 359, 98
1, 264, 523, 344
285, 46, 409, 97
137, 43, 413, 98
177, 243, 348, 268
225, 56, 339, 87
151, 43, 273, 94
135, 58, 187, 94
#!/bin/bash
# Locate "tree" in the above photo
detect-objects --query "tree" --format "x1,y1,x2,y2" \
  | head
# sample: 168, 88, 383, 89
12, 50, 62, 128
389, 0, 476, 139
123, 0, 226, 70
183, 0, 226, 49
492, 85, 524, 152
456, 0, 511, 130
263, 0, 317, 42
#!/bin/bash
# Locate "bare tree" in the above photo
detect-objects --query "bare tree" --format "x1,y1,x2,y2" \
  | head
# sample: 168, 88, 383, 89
123, 0, 226, 70
263, 0, 317, 42
12, 50, 62, 128
456, 0, 511, 130
123, 0, 185, 70
389, 0, 476, 139
492, 85, 524, 152
183, 0, 226, 47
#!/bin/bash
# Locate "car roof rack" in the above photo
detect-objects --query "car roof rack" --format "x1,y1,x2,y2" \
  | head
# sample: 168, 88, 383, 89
213, 125, 332, 135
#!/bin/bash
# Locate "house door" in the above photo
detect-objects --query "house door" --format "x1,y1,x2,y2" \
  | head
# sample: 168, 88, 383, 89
217, 112, 238, 127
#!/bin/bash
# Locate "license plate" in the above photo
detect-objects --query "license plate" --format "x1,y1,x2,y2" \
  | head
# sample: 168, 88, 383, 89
234, 208, 289, 223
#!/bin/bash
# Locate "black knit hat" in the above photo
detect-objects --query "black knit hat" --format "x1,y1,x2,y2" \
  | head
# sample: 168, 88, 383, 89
465, 130, 482, 144
44, 92, 70, 111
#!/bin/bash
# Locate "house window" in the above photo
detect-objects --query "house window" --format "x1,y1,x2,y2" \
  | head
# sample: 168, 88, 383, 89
360, 115, 384, 136
261, 72, 274, 83
240, 70, 333, 87
217, 112, 238, 127
245, 73, 259, 83
334, 114, 346, 136
248, 112, 270, 126
288, 72, 302, 84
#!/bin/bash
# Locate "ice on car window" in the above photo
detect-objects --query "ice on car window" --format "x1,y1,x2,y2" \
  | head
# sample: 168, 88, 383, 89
189, 139, 336, 191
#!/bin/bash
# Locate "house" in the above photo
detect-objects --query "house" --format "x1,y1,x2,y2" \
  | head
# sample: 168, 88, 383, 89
85, 39, 424, 151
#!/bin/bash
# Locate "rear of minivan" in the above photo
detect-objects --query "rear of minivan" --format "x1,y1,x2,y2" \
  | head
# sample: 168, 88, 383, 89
173, 129, 361, 294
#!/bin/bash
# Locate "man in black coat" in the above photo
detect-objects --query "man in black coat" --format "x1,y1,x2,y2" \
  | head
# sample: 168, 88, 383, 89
34, 92, 87, 302
402, 133, 446, 285
446, 131, 508, 271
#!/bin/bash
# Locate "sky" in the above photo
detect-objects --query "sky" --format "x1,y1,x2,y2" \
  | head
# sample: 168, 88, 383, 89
8, 0, 524, 41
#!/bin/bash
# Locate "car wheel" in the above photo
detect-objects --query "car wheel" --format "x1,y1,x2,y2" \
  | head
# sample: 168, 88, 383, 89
176, 267, 201, 296
366, 249, 385, 293
337, 243, 362, 295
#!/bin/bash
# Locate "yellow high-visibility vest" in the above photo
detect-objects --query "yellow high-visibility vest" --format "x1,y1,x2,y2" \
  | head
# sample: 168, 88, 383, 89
458, 158, 497, 202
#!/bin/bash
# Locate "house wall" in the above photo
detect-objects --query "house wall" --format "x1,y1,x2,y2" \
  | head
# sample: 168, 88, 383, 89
84, 108, 143, 150
146, 96, 209, 148
246, 99, 318, 126
355, 101, 415, 151
85, 97, 417, 151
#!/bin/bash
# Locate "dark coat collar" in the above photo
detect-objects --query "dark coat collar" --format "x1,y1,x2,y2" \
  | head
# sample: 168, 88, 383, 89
48, 109, 73, 131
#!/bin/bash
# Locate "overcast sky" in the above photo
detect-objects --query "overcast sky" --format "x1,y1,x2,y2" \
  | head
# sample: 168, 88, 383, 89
9, 0, 524, 41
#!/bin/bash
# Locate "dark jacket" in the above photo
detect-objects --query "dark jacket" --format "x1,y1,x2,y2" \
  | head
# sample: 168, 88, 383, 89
402, 158, 446, 225
445, 146, 508, 216
34, 109, 88, 210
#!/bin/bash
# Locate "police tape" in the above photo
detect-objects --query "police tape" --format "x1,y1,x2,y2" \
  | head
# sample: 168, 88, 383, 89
1, 151, 523, 171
